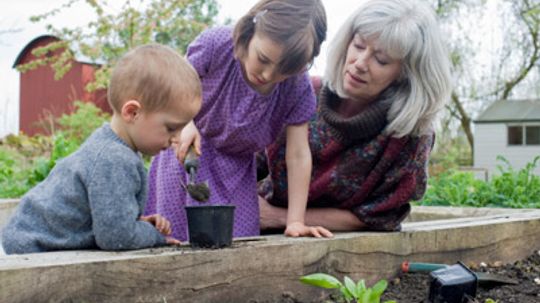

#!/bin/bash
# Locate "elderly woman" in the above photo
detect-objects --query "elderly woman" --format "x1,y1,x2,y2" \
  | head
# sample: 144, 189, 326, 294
257, 0, 452, 234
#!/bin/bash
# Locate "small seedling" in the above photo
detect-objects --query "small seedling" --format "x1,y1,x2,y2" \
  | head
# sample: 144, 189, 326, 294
300, 273, 397, 303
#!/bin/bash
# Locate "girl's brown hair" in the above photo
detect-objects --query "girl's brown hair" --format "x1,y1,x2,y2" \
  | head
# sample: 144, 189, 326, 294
233, 0, 327, 75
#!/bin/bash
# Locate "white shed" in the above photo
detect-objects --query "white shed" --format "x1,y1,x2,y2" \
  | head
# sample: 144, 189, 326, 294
474, 99, 540, 177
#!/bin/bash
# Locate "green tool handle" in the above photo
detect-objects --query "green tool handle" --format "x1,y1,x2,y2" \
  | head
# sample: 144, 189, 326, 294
401, 261, 448, 273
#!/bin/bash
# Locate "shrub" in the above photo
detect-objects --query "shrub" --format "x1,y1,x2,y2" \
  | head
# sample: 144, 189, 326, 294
0, 101, 109, 198
420, 156, 540, 208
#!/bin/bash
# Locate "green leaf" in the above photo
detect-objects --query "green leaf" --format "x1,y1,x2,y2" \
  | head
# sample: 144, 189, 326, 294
344, 276, 358, 298
356, 279, 367, 294
339, 285, 354, 302
360, 288, 372, 303
300, 273, 342, 289
371, 279, 388, 297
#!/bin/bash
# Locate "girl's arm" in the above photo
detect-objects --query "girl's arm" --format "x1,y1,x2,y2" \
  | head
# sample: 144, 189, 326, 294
284, 123, 333, 238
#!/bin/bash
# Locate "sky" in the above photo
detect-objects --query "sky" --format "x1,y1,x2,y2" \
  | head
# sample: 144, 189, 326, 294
0, 0, 364, 137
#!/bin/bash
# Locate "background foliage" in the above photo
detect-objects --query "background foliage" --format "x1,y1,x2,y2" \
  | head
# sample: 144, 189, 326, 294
0, 102, 109, 198
419, 156, 540, 208
16, 0, 219, 91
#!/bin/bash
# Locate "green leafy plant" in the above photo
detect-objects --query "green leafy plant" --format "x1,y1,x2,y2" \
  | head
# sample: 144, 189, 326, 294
0, 102, 110, 198
420, 156, 540, 208
300, 273, 396, 303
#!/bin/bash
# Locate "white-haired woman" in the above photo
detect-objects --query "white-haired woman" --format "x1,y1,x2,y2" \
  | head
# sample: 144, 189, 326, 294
257, 0, 452, 234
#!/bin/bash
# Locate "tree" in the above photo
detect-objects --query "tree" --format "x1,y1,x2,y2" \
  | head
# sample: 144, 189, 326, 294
17, 0, 219, 92
433, 0, 540, 161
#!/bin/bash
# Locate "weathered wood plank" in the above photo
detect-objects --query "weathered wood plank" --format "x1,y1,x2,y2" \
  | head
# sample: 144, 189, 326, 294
0, 210, 539, 303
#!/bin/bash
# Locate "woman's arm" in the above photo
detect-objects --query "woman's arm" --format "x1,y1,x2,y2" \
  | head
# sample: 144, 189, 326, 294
283, 123, 333, 237
259, 196, 365, 231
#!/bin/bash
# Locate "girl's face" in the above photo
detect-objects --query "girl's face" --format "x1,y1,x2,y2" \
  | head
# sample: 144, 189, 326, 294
241, 33, 289, 93
342, 34, 402, 104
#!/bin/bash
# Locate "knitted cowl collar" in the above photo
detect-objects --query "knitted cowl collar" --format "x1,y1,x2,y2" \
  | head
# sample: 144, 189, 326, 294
319, 85, 391, 144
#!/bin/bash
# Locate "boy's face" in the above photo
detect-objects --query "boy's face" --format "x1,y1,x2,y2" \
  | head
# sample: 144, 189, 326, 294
129, 97, 200, 156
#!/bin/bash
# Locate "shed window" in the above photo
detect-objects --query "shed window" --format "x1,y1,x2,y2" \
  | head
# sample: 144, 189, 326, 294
526, 126, 540, 145
508, 126, 523, 145
508, 125, 540, 145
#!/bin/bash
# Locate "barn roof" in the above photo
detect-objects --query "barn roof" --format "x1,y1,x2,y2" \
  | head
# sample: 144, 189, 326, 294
474, 99, 540, 124
12, 34, 103, 68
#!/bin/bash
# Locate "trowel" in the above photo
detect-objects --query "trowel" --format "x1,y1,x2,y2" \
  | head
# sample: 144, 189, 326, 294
183, 146, 210, 202
401, 261, 519, 286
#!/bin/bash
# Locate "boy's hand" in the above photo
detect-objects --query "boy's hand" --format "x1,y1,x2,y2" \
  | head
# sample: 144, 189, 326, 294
284, 221, 334, 238
165, 236, 181, 246
139, 214, 172, 236
174, 121, 202, 163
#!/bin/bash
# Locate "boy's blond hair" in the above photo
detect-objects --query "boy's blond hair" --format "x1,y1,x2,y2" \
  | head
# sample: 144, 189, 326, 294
108, 44, 201, 113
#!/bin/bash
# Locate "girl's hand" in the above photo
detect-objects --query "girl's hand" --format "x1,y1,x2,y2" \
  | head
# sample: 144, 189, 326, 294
165, 236, 182, 246
284, 221, 334, 238
173, 121, 202, 163
139, 214, 172, 236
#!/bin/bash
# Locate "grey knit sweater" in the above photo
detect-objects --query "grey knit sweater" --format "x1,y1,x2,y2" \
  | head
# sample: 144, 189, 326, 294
1, 123, 166, 254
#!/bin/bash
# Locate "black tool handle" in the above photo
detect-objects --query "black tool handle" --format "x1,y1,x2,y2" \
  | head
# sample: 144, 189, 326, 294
184, 146, 199, 172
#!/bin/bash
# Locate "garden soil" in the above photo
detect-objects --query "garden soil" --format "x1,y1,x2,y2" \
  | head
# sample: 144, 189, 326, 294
381, 250, 540, 303
272, 250, 540, 303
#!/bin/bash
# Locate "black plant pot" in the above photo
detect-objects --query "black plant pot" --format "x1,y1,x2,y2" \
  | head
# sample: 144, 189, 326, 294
185, 205, 235, 249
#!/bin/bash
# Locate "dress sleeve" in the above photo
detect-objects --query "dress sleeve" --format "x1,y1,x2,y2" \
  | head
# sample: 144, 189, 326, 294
283, 72, 317, 125
351, 134, 434, 231
87, 152, 166, 250
186, 28, 217, 78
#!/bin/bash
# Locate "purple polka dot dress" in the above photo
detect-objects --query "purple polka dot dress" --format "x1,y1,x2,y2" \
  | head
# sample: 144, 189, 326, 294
144, 26, 316, 241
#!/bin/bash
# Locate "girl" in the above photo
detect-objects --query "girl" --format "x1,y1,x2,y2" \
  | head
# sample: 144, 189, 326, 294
145, 0, 333, 241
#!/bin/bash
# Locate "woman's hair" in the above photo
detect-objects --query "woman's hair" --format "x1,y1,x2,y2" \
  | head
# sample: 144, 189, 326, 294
325, 0, 452, 137
233, 0, 327, 75
108, 44, 201, 113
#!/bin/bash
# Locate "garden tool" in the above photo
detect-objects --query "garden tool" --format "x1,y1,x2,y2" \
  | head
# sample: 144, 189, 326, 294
184, 145, 210, 202
401, 261, 519, 286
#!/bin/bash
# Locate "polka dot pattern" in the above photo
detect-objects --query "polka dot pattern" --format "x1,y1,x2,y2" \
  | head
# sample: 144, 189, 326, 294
144, 26, 316, 241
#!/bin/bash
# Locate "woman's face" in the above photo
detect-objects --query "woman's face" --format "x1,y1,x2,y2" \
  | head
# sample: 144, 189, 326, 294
342, 34, 402, 104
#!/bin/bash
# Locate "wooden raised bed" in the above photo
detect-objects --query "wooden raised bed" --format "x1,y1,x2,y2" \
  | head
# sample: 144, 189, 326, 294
0, 199, 539, 302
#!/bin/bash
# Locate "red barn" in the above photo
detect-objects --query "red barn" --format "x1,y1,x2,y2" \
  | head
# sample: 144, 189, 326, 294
12, 35, 110, 136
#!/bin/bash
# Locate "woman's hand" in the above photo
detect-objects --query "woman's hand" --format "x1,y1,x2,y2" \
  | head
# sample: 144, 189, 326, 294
139, 214, 172, 236
285, 221, 334, 238
173, 120, 202, 163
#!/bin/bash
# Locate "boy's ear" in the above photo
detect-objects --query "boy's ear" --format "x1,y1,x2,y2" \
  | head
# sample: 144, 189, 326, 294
121, 100, 142, 122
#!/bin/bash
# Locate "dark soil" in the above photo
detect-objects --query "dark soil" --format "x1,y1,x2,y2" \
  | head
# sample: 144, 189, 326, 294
271, 251, 540, 303
381, 250, 540, 303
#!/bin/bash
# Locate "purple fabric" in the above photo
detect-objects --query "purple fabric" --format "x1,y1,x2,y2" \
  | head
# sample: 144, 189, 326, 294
145, 26, 316, 241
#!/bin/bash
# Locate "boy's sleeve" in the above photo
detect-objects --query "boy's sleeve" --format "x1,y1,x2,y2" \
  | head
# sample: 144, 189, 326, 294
87, 153, 166, 250
284, 72, 317, 125
186, 28, 216, 78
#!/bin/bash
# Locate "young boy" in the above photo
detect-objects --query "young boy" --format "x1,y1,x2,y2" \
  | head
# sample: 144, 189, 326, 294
1, 44, 202, 254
